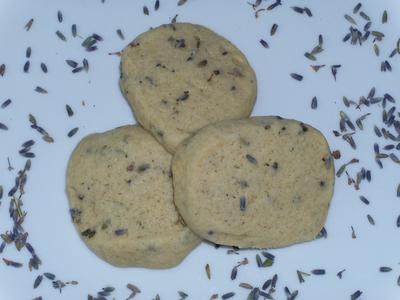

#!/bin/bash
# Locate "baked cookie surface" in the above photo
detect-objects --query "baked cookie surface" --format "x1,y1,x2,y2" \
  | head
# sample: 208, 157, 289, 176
66, 125, 200, 268
120, 23, 257, 153
172, 116, 334, 248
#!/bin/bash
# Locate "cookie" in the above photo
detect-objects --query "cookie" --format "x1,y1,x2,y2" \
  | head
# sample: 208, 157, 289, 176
66, 125, 200, 268
120, 23, 257, 153
172, 116, 334, 248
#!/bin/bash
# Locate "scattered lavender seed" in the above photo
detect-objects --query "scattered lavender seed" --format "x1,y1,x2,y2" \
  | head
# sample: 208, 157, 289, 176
304, 7, 312, 17
259, 39, 269, 48
0, 122, 9, 130
66, 105, 74, 117
374, 44, 380, 56
25, 18, 34, 31
380, 266, 392, 272
385, 60, 392, 72
381, 61, 387, 72
92, 33, 103, 41
116, 29, 125, 40
270, 24, 278, 36
72, 24, 77, 37
40, 63, 48, 73
143, 6, 149, 15
359, 11, 370, 21
256, 254, 263, 267
382, 10, 388, 24
127, 283, 141, 294
261, 251, 275, 260
311, 64, 325, 72
344, 14, 357, 25
21, 152, 35, 158
316, 226, 327, 239
86, 46, 97, 52
353, 3, 362, 14
351, 226, 357, 239
351, 290, 362, 300
23, 61, 30, 73
389, 48, 397, 58
154, 0, 160, 10
205, 263, 211, 279
57, 10, 63, 23
254, 8, 266, 18
359, 195, 370, 205
311, 269, 325, 275
290, 73, 303, 81
390, 153, 400, 163
1, 99, 11, 109
262, 279, 272, 290
68, 127, 79, 138
230, 266, 238, 280
177, 0, 187, 5
374, 126, 382, 137
82, 37, 95, 47
239, 283, 253, 290
311, 45, 323, 55
66, 60, 78, 68
83, 59, 89, 72
311, 96, 318, 109
3, 258, 23, 268
72, 67, 83, 73
22, 140, 35, 148
267, 0, 281, 10
26, 46, 32, 58
171, 14, 178, 23
34, 275, 43, 289
291, 6, 304, 14
55, 30, 67, 41
305, 52, 316, 61
271, 274, 278, 288
367, 214, 375, 225
384, 144, 394, 150
331, 65, 341, 81
35, 86, 47, 94
0, 64, 5, 76
337, 269, 346, 279
221, 292, 235, 299
44, 272, 56, 280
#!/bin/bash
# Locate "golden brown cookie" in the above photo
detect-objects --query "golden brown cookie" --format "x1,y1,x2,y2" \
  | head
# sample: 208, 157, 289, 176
172, 116, 334, 248
120, 23, 257, 153
66, 125, 200, 268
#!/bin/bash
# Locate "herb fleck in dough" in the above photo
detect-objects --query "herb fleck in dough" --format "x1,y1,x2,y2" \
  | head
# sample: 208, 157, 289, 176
66, 125, 200, 268
120, 23, 257, 153
172, 116, 335, 248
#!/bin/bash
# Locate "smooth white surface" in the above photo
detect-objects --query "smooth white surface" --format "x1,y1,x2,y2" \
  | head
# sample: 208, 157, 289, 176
0, 0, 399, 299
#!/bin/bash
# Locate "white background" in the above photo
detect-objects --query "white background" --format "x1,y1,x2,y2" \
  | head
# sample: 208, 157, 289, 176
0, 0, 399, 299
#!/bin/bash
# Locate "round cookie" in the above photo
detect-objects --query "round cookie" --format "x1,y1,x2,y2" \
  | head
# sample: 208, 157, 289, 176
120, 23, 257, 153
172, 116, 334, 248
66, 125, 200, 268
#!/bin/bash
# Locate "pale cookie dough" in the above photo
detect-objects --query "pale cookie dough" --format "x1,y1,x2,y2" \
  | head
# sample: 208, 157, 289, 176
66, 125, 200, 268
120, 23, 257, 153
172, 116, 334, 248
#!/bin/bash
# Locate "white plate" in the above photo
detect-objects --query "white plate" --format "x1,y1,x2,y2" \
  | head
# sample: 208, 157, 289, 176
0, 0, 399, 299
